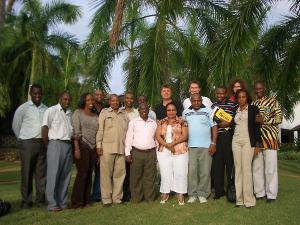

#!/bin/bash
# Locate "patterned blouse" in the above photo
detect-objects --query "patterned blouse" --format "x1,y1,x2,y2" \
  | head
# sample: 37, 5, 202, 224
157, 117, 188, 155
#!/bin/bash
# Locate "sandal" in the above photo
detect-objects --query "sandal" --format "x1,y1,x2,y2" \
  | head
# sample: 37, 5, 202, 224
160, 194, 169, 204
178, 194, 185, 206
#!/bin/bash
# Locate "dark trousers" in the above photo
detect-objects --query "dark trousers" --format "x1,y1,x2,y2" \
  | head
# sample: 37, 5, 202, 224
91, 160, 101, 201
19, 139, 46, 205
123, 161, 131, 201
212, 131, 234, 197
130, 148, 156, 203
71, 142, 96, 208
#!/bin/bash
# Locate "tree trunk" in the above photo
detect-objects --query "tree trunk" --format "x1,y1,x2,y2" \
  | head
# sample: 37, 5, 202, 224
0, 0, 6, 32
6, 0, 15, 12
109, 0, 125, 48
28, 48, 37, 100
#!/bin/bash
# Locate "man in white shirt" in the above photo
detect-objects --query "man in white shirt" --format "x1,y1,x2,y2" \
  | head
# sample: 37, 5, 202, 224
42, 92, 73, 212
125, 103, 157, 203
12, 84, 47, 209
183, 80, 212, 109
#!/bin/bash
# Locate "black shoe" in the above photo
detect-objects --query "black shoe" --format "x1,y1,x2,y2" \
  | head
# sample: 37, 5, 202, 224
213, 194, 225, 200
102, 203, 112, 207
20, 202, 33, 209
235, 205, 241, 208
246, 206, 254, 209
122, 196, 130, 202
36, 202, 46, 208
256, 196, 266, 200
267, 199, 275, 203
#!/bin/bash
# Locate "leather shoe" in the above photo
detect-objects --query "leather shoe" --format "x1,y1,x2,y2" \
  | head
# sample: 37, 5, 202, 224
20, 202, 33, 209
103, 203, 112, 207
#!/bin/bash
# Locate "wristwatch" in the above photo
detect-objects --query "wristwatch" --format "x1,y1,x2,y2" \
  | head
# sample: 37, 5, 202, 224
211, 142, 216, 145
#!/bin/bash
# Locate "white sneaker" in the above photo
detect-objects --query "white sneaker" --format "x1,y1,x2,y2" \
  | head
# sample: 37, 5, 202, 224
187, 196, 197, 203
198, 196, 208, 203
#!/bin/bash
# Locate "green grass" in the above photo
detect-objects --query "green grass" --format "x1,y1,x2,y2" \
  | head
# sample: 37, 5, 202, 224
0, 160, 300, 225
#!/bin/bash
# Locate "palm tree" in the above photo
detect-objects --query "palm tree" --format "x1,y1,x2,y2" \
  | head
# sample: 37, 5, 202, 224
11, 0, 81, 98
253, 1, 300, 118
0, 0, 6, 32
87, 0, 229, 105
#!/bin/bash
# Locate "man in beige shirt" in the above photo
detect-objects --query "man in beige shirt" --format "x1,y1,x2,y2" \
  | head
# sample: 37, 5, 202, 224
96, 94, 129, 206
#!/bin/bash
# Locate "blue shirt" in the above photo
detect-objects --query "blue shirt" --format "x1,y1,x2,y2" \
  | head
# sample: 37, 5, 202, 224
182, 106, 216, 148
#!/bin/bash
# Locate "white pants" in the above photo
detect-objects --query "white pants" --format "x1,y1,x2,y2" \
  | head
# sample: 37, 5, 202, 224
157, 150, 188, 194
253, 149, 278, 199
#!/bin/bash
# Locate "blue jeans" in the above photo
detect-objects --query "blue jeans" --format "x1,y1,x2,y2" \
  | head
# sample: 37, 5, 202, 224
91, 162, 101, 201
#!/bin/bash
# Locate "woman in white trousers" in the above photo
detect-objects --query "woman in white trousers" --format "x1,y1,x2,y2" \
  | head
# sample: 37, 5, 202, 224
156, 102, 188, 205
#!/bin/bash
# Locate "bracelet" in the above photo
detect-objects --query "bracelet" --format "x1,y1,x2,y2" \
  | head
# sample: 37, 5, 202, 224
211, 142, 216, 146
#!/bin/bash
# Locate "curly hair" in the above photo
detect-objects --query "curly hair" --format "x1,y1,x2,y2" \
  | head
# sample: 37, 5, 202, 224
229, 78, 247, 95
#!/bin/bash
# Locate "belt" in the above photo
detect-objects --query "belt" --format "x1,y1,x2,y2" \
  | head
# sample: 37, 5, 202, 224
57, 140, 72, 144
132, 146, 155, 153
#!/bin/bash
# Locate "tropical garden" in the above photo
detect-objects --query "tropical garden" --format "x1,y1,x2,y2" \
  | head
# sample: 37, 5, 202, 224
1, 0, 300, 123
0, 1, 300, 224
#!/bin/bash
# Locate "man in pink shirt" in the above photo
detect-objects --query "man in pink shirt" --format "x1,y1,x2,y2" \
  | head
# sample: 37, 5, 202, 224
125, 103, 157, 203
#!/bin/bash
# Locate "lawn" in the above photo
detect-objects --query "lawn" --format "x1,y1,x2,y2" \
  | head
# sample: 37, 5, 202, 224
0, 160, 299, 225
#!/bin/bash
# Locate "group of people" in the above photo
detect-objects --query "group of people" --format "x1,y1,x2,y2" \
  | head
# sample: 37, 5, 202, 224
12, 78, 282, 211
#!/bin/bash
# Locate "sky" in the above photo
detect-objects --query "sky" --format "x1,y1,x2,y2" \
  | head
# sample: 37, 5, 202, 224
16, 0, 292, 94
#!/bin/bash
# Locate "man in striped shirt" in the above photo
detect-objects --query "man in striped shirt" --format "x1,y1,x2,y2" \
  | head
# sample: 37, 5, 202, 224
252, 81, 282, 203
211, 87, 238, 199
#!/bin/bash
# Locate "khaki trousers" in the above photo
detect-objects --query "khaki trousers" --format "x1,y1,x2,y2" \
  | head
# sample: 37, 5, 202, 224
100, 153, 125, 204
232, 137, 256, 207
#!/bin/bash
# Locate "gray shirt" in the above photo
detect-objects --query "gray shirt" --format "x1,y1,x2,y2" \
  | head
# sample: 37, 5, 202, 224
12, 101, 48, 139
72, 109, 99, 149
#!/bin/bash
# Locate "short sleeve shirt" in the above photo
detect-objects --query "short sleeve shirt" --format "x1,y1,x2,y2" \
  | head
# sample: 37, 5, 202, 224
182, 106, 216, 148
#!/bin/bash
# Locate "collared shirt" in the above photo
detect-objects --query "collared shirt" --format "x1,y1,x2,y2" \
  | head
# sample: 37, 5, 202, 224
125, 117, 157, 156
252, 96, 282, 150
123, 107, 139, 121
42, 104, 73, 140
92, 102, 106, 116
234, 105, 249, 138
212, 99, 238, 133
154, 100, 184, 120
182, 105, 216, 148
183, 96, 213, 110
148, 110, 157, 121
96, 107, 129, 154
12, 101, 48, 139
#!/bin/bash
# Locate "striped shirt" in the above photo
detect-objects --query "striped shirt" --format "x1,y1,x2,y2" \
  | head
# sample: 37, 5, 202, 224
212, 99, 238, 133
252, 96, 282, 150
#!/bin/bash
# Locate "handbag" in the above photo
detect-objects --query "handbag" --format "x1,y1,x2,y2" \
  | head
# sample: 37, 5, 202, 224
227, 166, 236, 203
0, 200, 11, 217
